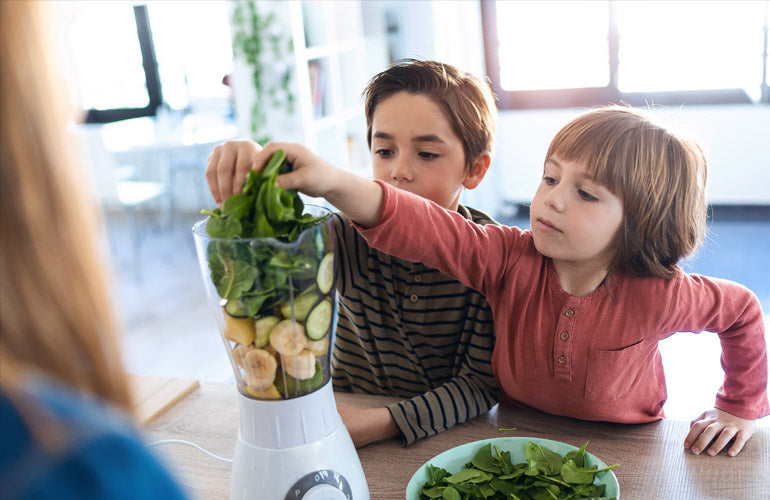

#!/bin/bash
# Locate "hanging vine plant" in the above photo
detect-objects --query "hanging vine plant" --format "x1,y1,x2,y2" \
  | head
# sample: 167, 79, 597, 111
231, 0, 295, 143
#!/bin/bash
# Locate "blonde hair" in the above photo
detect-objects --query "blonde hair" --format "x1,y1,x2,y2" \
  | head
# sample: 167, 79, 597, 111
546, 106, 707, 279
0, 1, 132, 410
363, 59, 498, 172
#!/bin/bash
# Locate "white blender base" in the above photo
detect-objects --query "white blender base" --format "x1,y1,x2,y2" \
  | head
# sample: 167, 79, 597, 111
229, 382, 369, 499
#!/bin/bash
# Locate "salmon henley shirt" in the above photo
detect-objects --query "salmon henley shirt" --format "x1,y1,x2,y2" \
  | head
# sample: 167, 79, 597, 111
356, 181, 769, 423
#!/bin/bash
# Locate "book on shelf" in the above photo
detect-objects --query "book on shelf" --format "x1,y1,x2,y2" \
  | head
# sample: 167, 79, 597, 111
308, 60, 325, 119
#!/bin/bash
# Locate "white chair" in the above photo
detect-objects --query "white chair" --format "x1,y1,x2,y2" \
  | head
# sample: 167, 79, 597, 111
75, 124, 169, 281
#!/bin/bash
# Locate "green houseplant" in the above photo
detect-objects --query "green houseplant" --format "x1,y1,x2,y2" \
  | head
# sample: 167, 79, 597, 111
230, 0, 295, 143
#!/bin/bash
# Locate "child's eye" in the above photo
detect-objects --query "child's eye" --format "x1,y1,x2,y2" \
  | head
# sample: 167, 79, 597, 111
374, 148, 394, 158
542, 176, 557, 186
578, 190, 599, 202
418, 152, 439, 160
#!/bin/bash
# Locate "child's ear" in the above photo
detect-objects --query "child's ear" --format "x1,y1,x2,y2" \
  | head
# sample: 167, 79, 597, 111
463, 153, 491, 190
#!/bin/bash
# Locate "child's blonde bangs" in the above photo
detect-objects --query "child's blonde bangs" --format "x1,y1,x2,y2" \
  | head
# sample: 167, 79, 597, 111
544, 108, 636, 197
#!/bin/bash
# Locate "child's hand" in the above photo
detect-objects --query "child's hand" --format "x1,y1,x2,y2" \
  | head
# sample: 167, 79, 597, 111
336, 402, 400, 448
207, 140, 383, 226
206, 140, 336, 203
684, 408, 756, 457
206, 139, 263, 206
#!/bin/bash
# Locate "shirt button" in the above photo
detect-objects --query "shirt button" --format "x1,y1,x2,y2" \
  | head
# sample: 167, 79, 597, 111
414, 275, 422, 282
410, 294, 419, 303
559, 331, 569, 341
564, 308, 575, 318
557, 355, 567, 364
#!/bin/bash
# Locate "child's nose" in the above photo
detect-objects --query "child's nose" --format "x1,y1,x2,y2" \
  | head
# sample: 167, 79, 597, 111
544, 185, 566, 212
391, 157, 414, 182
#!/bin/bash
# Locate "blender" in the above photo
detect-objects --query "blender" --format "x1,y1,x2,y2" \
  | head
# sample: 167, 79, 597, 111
193, 205, 368, 499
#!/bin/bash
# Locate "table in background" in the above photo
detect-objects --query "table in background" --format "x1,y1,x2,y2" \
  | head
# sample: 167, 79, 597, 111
100, 113, 238, 212
143, 383, 770, 500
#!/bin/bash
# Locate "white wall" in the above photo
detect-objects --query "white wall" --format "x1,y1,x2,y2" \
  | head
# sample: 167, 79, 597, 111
494, 104, 770, 208
385, 0, 770, 218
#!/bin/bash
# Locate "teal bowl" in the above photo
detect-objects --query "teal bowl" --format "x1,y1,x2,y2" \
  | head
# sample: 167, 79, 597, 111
405, 437, 620, 499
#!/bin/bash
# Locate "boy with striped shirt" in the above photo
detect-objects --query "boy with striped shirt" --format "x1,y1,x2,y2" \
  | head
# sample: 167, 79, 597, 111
207, 60, 499, 446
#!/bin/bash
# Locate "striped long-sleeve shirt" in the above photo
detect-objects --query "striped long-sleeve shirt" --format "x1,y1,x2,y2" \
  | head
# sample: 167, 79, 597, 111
330, 209, 498, 446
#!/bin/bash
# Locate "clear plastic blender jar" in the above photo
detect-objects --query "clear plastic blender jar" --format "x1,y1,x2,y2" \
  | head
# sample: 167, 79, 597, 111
192, 205, 336, 401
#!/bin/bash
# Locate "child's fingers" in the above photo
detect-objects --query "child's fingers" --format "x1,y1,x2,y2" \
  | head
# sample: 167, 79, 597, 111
726, 429, 751, 457
683, 411, 715, 449
232, 142, 260, 196
205, 145, 223, 204
687, 422, 720, 455
705, 426, 738, 456
215, 144, 239, 202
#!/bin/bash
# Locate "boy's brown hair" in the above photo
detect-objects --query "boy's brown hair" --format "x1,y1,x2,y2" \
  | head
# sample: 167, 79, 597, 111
546, 106, 708, 279
363, 59, 498, 173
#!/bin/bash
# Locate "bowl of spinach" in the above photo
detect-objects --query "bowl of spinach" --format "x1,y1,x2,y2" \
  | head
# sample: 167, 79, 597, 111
192, 149, 337, 400
406, 437, 619, 499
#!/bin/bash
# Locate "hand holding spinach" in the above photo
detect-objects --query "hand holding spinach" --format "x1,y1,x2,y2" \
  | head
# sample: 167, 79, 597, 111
200, 149, 330, 320
201, 149, 325, 242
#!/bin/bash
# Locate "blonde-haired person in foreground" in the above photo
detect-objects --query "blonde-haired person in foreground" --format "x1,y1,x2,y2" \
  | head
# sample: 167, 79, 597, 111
0, 2, 187, 498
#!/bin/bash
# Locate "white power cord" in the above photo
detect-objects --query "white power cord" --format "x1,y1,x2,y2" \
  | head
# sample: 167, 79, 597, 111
148, 439, 233, 464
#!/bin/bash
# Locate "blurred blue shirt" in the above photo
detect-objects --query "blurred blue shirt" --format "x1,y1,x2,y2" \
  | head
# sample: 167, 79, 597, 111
0, 377, 188, 500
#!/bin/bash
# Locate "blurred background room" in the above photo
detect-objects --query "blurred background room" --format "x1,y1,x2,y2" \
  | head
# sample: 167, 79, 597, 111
54, 0, 768, 420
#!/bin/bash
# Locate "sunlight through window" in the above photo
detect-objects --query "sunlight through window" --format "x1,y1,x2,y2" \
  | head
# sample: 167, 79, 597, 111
488, 0, 769, 106
616, 1, 767, 99
69, 4, 148, 110
496, 1, 609, 91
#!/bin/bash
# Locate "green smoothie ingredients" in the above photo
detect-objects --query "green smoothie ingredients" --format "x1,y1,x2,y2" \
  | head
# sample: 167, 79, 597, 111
201, 149, 335, 400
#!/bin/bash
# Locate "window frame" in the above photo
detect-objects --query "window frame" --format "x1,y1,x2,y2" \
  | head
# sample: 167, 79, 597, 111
83, 5, 162, 124
480, 0, 769, 110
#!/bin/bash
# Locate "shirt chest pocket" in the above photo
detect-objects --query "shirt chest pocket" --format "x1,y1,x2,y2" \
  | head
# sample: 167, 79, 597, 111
584, 340, 650, 402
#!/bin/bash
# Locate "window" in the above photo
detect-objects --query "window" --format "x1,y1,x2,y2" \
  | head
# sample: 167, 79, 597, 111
70, 4, 160, 123
482, 0, 770, 109
68, 2, 233, 124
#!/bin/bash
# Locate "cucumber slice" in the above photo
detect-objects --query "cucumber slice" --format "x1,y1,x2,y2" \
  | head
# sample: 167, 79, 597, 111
316, 253, 335, 294
254, 316, 280, 348
280, 286, 318, 321
223, 298, 249, 318
305, 299, 332, 340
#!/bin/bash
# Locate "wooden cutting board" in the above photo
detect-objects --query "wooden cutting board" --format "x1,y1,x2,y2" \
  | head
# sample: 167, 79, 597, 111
129, 374, 200, 425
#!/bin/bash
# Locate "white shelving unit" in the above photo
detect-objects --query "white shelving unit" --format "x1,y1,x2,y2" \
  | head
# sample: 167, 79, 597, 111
286, 0, 389, 177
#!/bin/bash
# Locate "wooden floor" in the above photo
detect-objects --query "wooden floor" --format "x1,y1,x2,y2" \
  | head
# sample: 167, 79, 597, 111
106, 206, 770, 422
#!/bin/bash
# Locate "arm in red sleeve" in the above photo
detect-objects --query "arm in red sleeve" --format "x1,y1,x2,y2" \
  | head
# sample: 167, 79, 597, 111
355, 181, 526, 297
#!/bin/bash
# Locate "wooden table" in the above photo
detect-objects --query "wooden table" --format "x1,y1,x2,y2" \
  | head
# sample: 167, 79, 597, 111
143, 383, 770, 500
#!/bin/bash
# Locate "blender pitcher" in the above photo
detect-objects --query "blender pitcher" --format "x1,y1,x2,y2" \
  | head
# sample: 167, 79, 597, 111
193, 206, 368, 500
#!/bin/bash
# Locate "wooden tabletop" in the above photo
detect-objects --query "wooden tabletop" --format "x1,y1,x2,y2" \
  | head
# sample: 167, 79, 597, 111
143, 383, 769, 500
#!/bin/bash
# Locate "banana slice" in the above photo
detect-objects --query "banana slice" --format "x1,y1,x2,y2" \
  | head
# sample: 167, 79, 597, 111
232, 343, 251, 368
264, 343, 279, 359
242, 348, 278, 384
243, 371, 276, 391
307, 336, 330, 358
281, 349, 317, 380
269, 320, 307, 356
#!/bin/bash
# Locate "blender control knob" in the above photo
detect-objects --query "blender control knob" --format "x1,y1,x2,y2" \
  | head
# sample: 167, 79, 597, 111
301, 484, 348, 500
286, 469, 352, 500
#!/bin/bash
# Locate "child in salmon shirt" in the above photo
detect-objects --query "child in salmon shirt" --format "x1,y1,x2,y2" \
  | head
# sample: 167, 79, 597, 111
207, 60, 499, 447
228, 106, 769, 457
